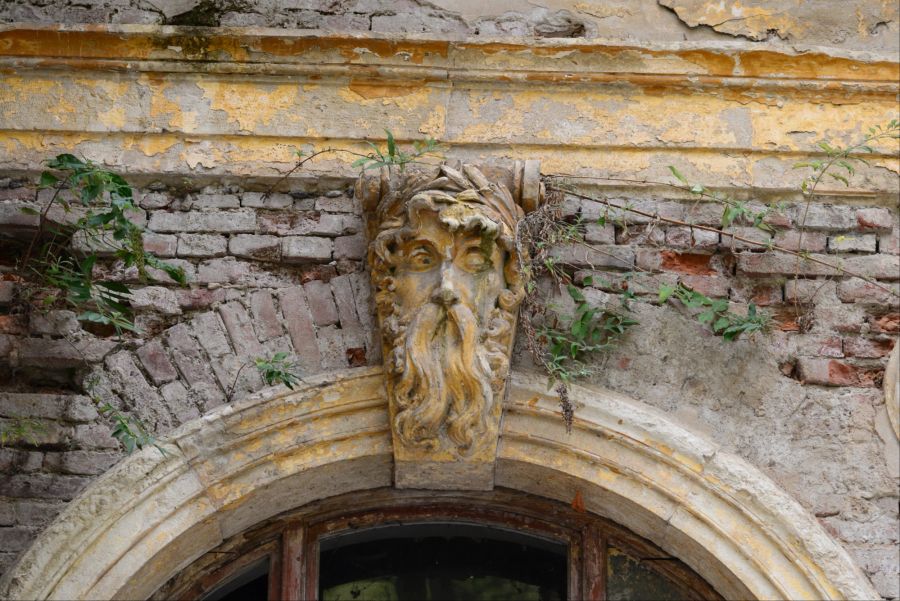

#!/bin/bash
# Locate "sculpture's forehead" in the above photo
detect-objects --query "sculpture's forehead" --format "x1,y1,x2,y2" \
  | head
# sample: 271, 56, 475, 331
406, 201, 501, 240
408, 210, 481, 245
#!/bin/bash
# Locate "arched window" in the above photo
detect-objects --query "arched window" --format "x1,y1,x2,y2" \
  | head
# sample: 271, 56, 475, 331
155, 489, 720, 600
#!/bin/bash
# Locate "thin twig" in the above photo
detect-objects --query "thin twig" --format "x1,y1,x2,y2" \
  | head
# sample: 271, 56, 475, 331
262, 146, 443, 199
22, 181, 66, 268
226, 360, 253, 402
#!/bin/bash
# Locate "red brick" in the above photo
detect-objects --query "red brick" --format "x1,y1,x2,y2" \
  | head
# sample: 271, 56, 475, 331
680, 275, 729, 298
175, 287, 227, 310
797, 358, 880, 387
278, 286, 322, 371
616, 225, 664, 246
218, 302, 264, 357
666, 226, 718, 251
843, 337, 895, 358
856, 207, 894, 230
763, 210, 792, 229
773, 230, 827, 252
659, 251, 716, 275
869, 312, 900, 333
730, 280, 783, 306
249, 290, 282, 342
346, 347, 367, 367
135, 340, 178, 385
836, 278, 899, 304
304, 280, 339, 326
720, 227, 772, 251
737, 251, 899, 279
794, 336, 843, 358
0, 315, 27, 335
880, 227, 899, 255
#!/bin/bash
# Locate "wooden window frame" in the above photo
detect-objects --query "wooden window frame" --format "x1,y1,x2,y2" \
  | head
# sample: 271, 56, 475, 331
155, 488, 721, 601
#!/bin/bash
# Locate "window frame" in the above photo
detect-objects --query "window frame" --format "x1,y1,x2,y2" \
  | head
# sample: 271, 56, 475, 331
154, 488, 722, 601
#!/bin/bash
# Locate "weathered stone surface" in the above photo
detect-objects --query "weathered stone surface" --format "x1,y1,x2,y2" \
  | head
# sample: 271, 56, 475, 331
16, 338, 117, 368
277, 286, 322, 371
282, 236, 332, 263
1, 18, 899, 599
135, 341, 178, 385
129, 286, 181, 316
228, 234, 280, 261
0, 370, 883, 601
249, 290, 282, 342
148, 210, 256, 233
176, 234, 228, 258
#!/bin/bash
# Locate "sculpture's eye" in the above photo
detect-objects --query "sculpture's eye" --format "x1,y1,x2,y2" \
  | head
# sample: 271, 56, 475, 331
407, 245, 438, 271
460, 248, 491, 273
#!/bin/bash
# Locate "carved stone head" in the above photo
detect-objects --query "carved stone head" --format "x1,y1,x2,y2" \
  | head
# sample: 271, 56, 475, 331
361, 164, 531, 488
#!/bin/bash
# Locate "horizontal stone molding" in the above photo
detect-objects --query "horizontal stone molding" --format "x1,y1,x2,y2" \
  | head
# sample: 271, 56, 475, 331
1, 26, 897, 82
1, 25, 898, 197
0, 368, 878, 600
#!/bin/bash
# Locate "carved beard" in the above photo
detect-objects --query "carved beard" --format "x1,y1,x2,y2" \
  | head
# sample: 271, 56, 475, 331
391, 301, 495, 454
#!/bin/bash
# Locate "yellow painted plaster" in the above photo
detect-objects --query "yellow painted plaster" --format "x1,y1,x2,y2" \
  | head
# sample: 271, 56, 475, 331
196, 80, 302, 132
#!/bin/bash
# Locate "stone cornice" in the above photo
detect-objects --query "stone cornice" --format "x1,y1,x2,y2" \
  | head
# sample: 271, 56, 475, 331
2, 25, 898, 87
1, 25, 898, 198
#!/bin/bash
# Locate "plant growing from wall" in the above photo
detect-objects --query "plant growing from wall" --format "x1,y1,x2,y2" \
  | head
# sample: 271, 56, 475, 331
10, 154, 188, 455
20, 154, 185, 334
274, 125, 895, 429
226, 352, 304, 401
527, 119, 898, 425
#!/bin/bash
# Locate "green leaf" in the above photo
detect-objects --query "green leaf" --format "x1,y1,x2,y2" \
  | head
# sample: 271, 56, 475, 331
566, 284, 585, 303
829, 173, 849, 186
658, 284, 675, 303
38, 172, 59, 188
19, 206, 40, 215
668, 165, 688, 185
385, 129, 396, 158
697, 310, 715, 324
713, 317, 730, 332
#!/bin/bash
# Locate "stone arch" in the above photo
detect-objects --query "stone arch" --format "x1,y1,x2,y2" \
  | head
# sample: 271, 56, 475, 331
0, 367, 878, 600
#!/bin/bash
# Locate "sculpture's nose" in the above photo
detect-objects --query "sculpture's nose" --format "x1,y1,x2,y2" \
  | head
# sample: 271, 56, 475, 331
432, 264, 460, 306
432, 285, 459, 306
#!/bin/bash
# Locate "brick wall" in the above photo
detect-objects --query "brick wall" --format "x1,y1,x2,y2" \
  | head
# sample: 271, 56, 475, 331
0, 177, 382, 575
1, 174, 898, 596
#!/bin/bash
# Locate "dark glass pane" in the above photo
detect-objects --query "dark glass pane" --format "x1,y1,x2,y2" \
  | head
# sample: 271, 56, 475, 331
319, 524, 567, 601
202, 558, 269, 601
606, 546, 690, 601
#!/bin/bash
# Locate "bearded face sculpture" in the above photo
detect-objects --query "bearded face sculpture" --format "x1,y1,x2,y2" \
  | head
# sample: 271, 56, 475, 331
361, 164, 531, 488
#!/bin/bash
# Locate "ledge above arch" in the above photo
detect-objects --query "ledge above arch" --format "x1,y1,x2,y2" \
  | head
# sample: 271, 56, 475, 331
0, 367, 878, 600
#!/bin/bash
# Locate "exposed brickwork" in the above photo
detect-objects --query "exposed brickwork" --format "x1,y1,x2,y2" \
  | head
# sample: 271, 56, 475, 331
0, 176, 897, 595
